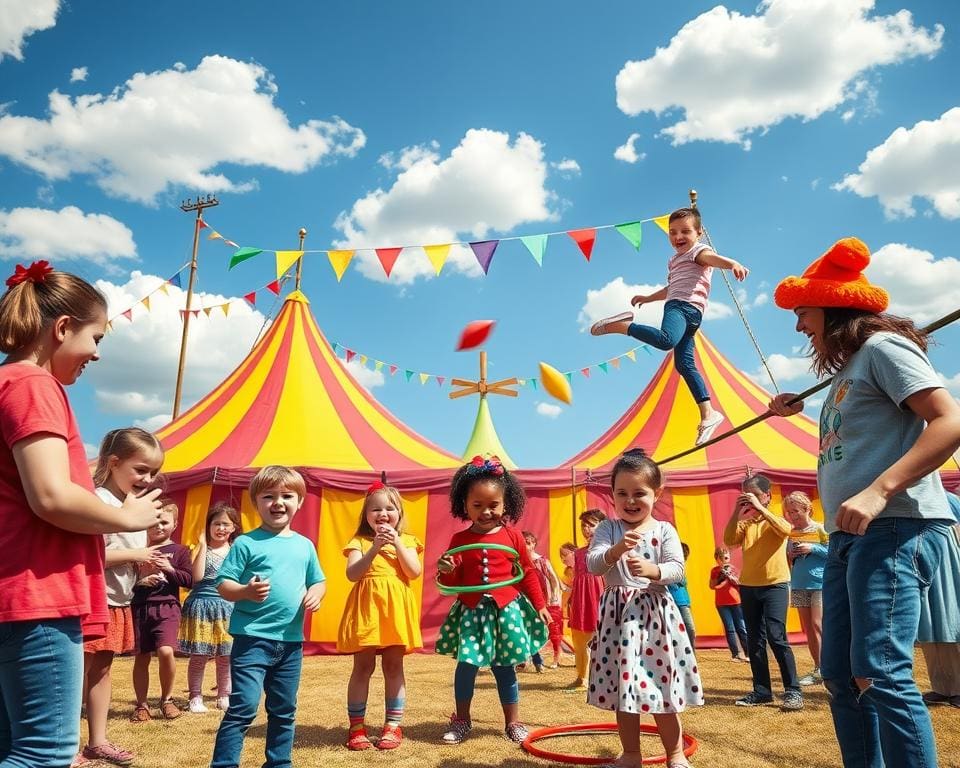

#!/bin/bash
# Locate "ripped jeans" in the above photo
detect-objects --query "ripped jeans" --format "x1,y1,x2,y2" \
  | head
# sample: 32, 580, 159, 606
820, 518, 951, 768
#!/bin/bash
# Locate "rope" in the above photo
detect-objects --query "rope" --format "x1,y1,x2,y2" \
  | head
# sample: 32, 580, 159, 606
656, 305, 960, 467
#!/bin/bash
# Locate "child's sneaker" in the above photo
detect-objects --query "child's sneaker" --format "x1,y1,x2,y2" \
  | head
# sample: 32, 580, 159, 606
188, 696, 208, 713
441, 714, 472, 744
590, 312, 633, 336
216, 696, 230, 711
798, 668, 822, 686
504, 722, 529, 743
695, 412, 725, 446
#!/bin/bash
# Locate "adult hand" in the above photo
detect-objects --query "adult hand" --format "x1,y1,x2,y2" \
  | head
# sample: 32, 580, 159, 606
835, 486, 887, 536
244, 575, 271, 603
768, 393, 804, 418
630, 294, 647, 308
122, 488, 164, 531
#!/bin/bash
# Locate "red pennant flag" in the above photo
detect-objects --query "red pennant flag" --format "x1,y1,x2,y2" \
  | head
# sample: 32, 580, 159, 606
345, 349, 356, 363
191, 309, 200, 318
436, 376, 446, 387
389, 365, 398, 376
375, 247, 403, 278
122, 309, 133, 321
198, 219, 209, 230
244, 292, 256, 306
581, 367, 591, 378
178, 310, 185, 321
567, 228, 597, 261
266, 280, 281, 296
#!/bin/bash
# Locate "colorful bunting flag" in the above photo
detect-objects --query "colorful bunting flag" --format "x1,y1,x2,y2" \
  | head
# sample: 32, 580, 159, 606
423, 244, 451, 275
327, 250, 354, 282
203, 307, 212, 317
389, 365, 398, 376
229, 247, 263, 270
198, 219, 209, 230
208, 230, 223, 242
404, 370, 415, 382
418, 373, 430, 385
169, 273, 182, 289
469, 240, 499, 274
625, 349, 637, 362
122, 309, 132, 322
567, 228, 597, 261
436, 376, 445, 387
266, 280, 281, 296
141, 296, 150, 311
598, 361, 608, 374
615, 221, 643, 250
222, 304, 230, 317
375, 247, 403, 278
158, 283, 169, 296
359, 355, 367, 366
564, 372, 573, 383
610, 357, 621, 369
374, 360, 383, 372
244, 292, 256, 307
275, 250, 303, 280
581, 367, 591, 378
346, 349, 356, 363
223, 239, 239, 249
653, 215, 670, 234
520, 234, 548, 266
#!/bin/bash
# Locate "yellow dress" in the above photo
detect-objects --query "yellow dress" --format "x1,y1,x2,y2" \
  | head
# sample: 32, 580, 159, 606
336, 533, 424, 653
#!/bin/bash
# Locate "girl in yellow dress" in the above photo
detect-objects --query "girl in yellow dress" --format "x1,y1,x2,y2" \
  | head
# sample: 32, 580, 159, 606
337, 482, 423, 751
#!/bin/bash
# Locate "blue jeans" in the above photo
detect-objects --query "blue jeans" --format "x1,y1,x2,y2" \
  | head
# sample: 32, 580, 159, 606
821, 518, 950, 768
716, 604, 748, 658
0, 617, 82, 768
211, 635, 303, 768
627, 299, 709, 403
740, 583, 800, 697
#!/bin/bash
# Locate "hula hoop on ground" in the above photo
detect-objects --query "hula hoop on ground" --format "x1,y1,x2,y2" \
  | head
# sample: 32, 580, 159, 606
435, 543, 523, 595
522, 722, 698, 765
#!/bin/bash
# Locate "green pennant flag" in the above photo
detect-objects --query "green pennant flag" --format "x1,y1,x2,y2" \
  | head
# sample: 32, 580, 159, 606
564, 372, 573, 383
598, 361, 609, 374
520, 234, 548, 266
615, 221, 642, 250
228, 247, 263, 270
404, 369, 415, 382
528, 379, 538, 389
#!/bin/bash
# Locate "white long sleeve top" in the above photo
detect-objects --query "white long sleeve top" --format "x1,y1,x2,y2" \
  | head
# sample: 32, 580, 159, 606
586, 518, 685, 592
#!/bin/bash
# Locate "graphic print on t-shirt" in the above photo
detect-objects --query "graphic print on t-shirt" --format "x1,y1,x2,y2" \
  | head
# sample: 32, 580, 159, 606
819, 378, 852, 468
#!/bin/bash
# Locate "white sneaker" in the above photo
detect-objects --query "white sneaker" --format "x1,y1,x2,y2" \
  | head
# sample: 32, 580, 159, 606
188, 696, 208, 713
217, 696, 230, 711
695, 412, 725, 446
798, 668, 822, 686
590, 311, 633, 336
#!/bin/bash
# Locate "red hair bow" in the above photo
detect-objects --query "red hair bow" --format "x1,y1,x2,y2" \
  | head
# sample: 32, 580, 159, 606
366, 480, 386, 494
466, 455, 504, 477
6, 261, 54, 288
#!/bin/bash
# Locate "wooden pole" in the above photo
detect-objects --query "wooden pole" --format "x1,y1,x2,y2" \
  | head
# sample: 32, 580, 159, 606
295, 228, 307, 289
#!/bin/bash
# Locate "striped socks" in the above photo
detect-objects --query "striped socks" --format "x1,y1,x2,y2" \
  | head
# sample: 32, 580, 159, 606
348, 701, 367, 734
385, 697, 405, 727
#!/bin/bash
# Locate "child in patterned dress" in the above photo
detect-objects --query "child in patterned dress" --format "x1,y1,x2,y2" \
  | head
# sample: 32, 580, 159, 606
178, 502, 240, 713
435, 455, 551, 745
587, 449, 702, 768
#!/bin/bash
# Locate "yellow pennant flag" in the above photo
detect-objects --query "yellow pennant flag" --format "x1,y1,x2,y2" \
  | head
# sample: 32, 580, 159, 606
374, 360, 383, 372
141, 296, 151, 311
626, 349, 637, 362
653, 215, 670, 234
158, 283, 169, 296
208, 230, 223, 241
359, 355, 367, 366
275, 250, 303, 280
327, 250, 354, 282
222, 303, 230, 317
419, 373, 430, 385
423, 244, 451, 275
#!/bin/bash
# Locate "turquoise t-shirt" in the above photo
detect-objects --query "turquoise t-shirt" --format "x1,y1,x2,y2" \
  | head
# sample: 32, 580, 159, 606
217, 528, 324, 642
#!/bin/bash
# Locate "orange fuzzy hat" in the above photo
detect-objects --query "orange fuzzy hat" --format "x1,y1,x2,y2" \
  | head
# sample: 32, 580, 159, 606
774, 237, 888, 313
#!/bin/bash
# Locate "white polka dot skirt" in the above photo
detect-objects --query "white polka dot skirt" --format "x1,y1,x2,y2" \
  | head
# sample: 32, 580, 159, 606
587, 586, 703, 714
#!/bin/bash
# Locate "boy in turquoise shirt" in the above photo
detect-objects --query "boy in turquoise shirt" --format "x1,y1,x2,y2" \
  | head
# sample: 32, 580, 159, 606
211, 466, 326, 768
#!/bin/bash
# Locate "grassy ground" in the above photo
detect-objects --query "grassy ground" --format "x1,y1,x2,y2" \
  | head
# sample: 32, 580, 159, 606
93, 647, 959, 768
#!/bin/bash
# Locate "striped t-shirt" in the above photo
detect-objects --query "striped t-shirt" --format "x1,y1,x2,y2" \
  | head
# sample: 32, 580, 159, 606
665, 241, 713, 313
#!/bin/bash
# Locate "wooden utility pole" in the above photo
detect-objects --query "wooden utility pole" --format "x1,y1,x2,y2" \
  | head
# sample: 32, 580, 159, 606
172, 194, 219, 420
449, 351, 518, 401
295, 227, 306, 289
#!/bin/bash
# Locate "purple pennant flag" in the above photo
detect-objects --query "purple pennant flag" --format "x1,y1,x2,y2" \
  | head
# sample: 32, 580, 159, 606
469, 240, 499, 275
169, 272, 182, 289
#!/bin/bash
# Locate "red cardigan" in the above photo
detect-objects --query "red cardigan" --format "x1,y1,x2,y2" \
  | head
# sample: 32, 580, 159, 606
439, 525, 546, 611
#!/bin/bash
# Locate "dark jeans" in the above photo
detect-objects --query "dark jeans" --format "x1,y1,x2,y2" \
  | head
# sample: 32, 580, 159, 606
741, 583, 799, 697
821, 519, 949, 768
716, 604, 748, 657
627, 299, 709, 403
210, 635, 303, 768
0, 617, 82, 768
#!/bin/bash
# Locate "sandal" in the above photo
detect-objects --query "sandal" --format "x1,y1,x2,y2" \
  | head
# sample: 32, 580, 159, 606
129, 704, 151, 722
346, 725, 374, 751
590, 311, 633, 336
82, 742, 134, 766
377, 723, 403, 750
160, 699, 182, 719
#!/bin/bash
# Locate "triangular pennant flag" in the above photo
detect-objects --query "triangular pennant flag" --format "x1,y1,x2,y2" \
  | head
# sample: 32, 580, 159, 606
140, 296, 150, 311
169, 273, 182, 289
158, 283, 169, 296
229, 247, 263, 270
389, 365, 398, 376
610, 357, 621, 369
327, 250, 354, 282
178, 310, 185, 321
423, 244, 450, 275
266, 280, 281, 296
642, 345, 652, 355
106, 320, 113, 332
346, 349, 356, 363
564, 372, 573, 383
198, 219, 209, 230
203, 307, 212, 317
567, 228, 597, 261
581, 367, 591, 378
221, 303, 230, 317
653, 215, 670, 234
275, 250, 303, 280
223, 239, 238, 249
469, 240, 499, 274
208, 230, 223, 241
436, 376, 445, 387
374, 360, 383, 372
359, 355, 367, 366
122, 309, 132, 321
528, 379, 538, 389
404, 369, 415, 382
520, 234, 548, 266
191, 309, 200, 318
598, 361, 609, 374
615, 221, 643, 250
626, 349, 637, 362
332, 342, 341, 354
419, 373, 430, 385
375, 247, 403, 278
244, 291, 256, 306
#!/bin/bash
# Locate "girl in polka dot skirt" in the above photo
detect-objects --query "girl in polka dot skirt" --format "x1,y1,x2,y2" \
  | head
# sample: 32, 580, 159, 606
586, 449, 703, 768
435, 455, 551, 746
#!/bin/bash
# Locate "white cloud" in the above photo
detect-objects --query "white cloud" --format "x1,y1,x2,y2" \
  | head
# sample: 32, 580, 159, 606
578, 276, 732, 332
0, 205, 136, 265
85, 271, 268, 426
0, 0, 58, 61
615, 0, 943, 147
867, 242, 960, 323
551, 158, 581, 177
614, 133, 645, 164
834, 107, 960, 219
344, 359, 385, 391
378, 141, 439, 171
746, 353, 813, 388
936, 371, 960, 398
0, 55, 366, 204
69, 66, 88, 83
536, 402, 562, 419
334, 129, 558, 285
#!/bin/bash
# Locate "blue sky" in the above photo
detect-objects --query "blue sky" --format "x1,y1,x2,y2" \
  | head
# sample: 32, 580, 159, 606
1, 0, 958, 467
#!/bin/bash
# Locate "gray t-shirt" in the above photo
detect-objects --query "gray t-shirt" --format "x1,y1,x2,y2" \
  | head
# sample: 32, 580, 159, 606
817, 332, 950, 533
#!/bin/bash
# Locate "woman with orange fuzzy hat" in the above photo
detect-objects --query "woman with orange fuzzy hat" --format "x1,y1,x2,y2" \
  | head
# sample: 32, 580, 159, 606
768, 237, 960, 768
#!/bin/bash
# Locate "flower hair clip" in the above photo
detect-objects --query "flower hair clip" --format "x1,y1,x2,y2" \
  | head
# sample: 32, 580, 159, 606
366, 480, 386, 495
6, 260, 54, 289
466, 455, 505, 477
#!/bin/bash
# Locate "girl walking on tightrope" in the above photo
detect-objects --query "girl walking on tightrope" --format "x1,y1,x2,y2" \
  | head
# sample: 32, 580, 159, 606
435, 455, 552, 745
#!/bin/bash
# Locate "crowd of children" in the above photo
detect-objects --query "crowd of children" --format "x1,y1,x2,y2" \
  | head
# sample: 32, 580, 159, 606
3, 227, 960, 768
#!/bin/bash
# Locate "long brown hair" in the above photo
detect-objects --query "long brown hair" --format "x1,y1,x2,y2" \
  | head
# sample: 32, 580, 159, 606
206, 501, 241, 543
93, 427, 164, 487
812, 308, 928, 377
